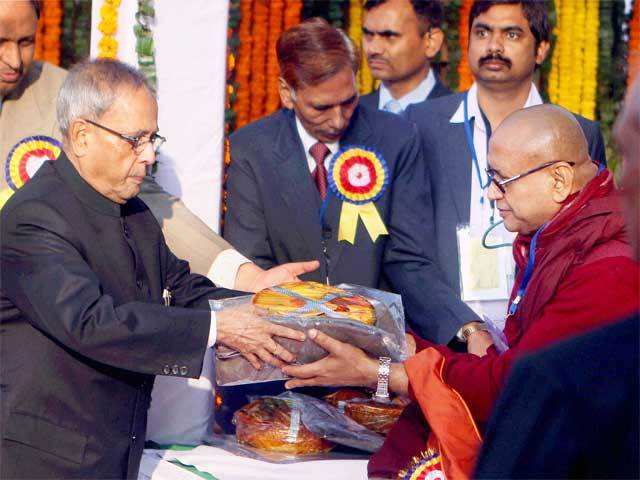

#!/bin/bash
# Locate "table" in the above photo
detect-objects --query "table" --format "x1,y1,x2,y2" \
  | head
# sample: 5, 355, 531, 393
138, 445, 369, 480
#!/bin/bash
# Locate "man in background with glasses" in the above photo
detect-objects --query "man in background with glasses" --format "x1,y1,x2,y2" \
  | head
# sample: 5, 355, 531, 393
283, 104, 638, 478
0, 59, 308, 479
406, 0, 606, 353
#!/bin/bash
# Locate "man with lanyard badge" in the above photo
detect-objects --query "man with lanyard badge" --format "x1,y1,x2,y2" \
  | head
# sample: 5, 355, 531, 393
406, 0, 606, 342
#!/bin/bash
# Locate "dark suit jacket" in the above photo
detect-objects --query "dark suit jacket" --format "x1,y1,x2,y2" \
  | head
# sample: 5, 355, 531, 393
359, 75, 451, 111
406, 93, 607, 294
475, 313, 639, 479
0, 154, 233, 479
225, 106, 479, 343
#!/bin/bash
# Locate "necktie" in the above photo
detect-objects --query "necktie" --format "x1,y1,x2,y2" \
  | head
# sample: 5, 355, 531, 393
309, 141, 330, 200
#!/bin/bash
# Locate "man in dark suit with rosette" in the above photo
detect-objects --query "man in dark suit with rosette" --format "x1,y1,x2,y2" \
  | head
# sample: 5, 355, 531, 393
225, 17, 479, 347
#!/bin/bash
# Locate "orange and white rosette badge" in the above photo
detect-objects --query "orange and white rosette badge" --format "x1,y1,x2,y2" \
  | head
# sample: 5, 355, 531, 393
328, 146, 389, 244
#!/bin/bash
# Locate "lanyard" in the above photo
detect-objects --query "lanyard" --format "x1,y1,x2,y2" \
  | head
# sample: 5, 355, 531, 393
463, 92, 491, 206
508, 224, 545, 316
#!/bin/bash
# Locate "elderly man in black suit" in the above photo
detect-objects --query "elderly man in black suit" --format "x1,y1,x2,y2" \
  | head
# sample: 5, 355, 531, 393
358, 0, 451, 114
0, 59, 306, 479
407, 0, 606, 353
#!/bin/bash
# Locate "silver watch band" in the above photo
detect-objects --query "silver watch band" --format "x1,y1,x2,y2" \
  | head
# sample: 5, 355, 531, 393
373, 356, 391, 403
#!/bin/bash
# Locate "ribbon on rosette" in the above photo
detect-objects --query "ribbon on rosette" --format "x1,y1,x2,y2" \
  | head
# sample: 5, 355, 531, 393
327, 146, 389, 244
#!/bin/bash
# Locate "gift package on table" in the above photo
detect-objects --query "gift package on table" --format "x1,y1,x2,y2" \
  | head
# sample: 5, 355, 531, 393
214, 281, 408, 386
228, 392, 385, 463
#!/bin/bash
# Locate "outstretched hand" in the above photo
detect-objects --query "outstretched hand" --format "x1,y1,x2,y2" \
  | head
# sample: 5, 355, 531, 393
282, 329, 378, 389
235, 260, 320, 292
216, 304, 306, 370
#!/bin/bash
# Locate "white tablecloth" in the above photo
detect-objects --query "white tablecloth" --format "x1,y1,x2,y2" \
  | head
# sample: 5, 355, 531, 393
139, 445, 369, 480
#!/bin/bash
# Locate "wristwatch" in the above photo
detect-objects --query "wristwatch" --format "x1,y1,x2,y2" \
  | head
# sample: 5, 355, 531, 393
372, 356, 392, 403
456, 321, 488, 343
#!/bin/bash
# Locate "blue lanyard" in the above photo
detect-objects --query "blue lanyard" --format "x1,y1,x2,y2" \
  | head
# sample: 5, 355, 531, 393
463, 92, 491, 206
508, 224, 545, 316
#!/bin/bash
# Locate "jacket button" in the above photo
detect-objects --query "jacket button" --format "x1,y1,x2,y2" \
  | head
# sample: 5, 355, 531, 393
179, 366, 188, 376
163, 365, 171, 375
131, 434, 137, 443
171, 364, 179, 375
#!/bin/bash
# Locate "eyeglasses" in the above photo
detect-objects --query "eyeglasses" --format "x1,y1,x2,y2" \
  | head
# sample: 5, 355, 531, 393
84, 119, 166, 154
486, 160, 576, 194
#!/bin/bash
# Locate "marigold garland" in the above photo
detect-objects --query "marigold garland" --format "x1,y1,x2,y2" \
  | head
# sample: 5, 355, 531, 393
547, 0, 561, 104
235, 0, 253, 129
568, 0, 586, 114
265, 0, 284, 114
249, 0, 269, 121
628, 0, 640, 88
284, 0, 302, 30
98, 0, 121, 59
457, 0, 473, 91
556, 0, 574, 110
34, 0, 63, 66
581, 0, 599, 120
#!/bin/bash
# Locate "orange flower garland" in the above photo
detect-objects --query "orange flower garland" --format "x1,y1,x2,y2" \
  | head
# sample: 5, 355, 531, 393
457, 0, 473, 91
34, 0, 63, 66
235, 0, 253, 129
265, 0, 284, 114
628, 0, 640, 88
249, 0, 269, 121
283, 0, 302, 31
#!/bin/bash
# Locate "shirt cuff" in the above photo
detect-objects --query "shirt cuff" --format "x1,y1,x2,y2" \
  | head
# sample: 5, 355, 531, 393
207, 311, 217, 347
207, 248, 251, 289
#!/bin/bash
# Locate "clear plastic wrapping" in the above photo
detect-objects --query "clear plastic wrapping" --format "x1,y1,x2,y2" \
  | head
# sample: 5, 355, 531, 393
324, 389, 406, 435
214, 283, 407, 386
231, 392, 384, 462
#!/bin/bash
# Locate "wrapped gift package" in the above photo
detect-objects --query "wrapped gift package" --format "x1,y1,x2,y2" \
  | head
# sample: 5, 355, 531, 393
232, 392, 384, 462
215, 281, 408, 386
234, 396, 334, 455
324, 389, 405, 435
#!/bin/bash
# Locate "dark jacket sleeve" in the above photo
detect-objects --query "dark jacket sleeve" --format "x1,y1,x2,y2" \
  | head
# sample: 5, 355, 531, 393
1, 199, 212, 378
577, 116, 607, 167
382, 126, 480, 343
163, 242, 245, 310
223, 133, 276, 269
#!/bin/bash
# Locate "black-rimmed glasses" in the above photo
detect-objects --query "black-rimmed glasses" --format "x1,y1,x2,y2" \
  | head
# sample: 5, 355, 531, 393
486, 160, 576, 194
85, 119, 166, 154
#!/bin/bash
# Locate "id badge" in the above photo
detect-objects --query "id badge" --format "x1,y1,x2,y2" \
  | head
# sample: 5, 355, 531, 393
457, 223, 514, 302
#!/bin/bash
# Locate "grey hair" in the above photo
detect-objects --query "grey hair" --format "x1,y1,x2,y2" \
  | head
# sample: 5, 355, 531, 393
56, 59, 155, 139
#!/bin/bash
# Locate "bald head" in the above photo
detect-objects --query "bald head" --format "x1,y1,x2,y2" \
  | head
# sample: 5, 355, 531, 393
493, 104, 592, 177
487, 105, 598, 234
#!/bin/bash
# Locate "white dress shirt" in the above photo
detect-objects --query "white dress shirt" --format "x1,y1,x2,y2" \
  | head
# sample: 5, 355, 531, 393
378, 68, 436, 113
296, 116, 339, 172
449, 82, 543, 326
